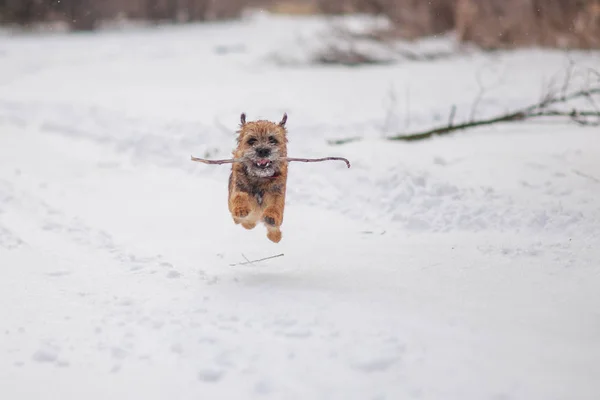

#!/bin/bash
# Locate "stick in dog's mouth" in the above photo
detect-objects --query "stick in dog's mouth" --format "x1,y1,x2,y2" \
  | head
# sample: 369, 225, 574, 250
190, 155, 351, 168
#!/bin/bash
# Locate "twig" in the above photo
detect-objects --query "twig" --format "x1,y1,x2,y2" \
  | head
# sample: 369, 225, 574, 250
470, 63, 506, 122
229, 253, 284, 266
191, 156, 351, 168
470, 69, 486, 121
448, 105, 457, 127
242, 254, 255, 266
327, 137, 361, 146
404, 86, 411, 130
382, 83, 398, 134
561, 59, 575, 100
572, 169, 600, 184
527, 109, 600, 124
584, 91, 600, 114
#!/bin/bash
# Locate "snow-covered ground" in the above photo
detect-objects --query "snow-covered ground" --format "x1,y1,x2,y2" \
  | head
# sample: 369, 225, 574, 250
1, 12, 599, 400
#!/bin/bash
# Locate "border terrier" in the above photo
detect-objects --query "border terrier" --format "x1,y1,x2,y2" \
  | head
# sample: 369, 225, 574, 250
228, 113, 288, 243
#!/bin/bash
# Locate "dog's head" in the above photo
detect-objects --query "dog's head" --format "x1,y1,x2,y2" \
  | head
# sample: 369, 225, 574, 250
235, 113, 288, 178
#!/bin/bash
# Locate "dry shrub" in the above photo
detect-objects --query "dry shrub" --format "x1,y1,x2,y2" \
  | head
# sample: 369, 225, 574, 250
314, 0, 600, 49
136, 0, 244, 22
316, 0, 355, 14
456, 0, 600, 49
268, 4, 318, 15
206, 0, 245, 20
315, 0, 456, 37
370, 0, 456, 39
267, 1, 320, 15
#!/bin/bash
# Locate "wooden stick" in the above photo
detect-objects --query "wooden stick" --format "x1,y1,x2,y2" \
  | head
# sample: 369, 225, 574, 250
191, 156, 351, 168
287, 157, 351, 168
190, 156, 240, 165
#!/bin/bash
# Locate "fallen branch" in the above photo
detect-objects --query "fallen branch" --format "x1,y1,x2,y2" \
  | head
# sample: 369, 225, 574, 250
191, 156, 351, 168
390, 107, 600, 142
229, 253, 284, 266
388, 69, 600, 141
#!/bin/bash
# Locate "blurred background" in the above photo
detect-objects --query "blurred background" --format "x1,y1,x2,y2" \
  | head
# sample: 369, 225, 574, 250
1, 0, 599, 49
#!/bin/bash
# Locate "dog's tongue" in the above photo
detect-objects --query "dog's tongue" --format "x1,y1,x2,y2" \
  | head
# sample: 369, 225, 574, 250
257, 159, 270, 166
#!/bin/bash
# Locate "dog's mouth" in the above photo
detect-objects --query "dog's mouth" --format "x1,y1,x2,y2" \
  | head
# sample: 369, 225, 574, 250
244, 156, 279, 179
254, 159, 272, 169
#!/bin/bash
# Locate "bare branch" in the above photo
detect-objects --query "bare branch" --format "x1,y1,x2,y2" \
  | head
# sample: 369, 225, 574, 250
191, 156, 351, 168
190, 156, 239, 165
389, 111, 527, 141
287, 157, 351, 168
388, 78, 600, 141
389, 107, 600, 142
527, 110, 600, 123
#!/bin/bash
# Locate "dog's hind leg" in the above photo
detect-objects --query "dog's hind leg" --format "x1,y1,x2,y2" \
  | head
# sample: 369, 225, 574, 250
266, 226, 282, 243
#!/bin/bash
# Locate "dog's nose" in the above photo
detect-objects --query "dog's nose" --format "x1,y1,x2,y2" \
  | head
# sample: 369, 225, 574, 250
256, 148, 271, 158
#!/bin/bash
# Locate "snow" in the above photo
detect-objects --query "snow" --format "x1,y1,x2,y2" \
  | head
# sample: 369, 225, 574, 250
1, 12, 600, 400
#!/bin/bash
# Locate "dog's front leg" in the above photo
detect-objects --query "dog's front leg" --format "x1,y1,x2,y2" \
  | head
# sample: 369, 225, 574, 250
262, 192, 286, 243
229, 191, 253, 223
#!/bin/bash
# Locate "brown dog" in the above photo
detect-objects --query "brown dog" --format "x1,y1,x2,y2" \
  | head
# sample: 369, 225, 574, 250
228, 113, 288, 243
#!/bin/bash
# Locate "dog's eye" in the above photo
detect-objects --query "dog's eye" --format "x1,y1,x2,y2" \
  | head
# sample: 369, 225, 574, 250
247, 138, 257, 145
268, 136, 279, 145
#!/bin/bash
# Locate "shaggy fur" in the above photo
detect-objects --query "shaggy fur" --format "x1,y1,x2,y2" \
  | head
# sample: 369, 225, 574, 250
228, 113, 289, 243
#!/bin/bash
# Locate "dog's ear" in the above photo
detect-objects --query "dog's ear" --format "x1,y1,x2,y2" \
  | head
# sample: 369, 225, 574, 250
240, 113, 246, 126
279, 113, 287, 127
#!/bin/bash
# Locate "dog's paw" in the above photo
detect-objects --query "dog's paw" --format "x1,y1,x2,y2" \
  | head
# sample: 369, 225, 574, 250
233, 206, 251, 219
242, 221, 256, 230
267, 229, 282, 243
262, 208, 282, 227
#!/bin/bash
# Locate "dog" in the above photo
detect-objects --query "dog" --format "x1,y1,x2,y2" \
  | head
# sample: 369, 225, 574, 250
228, 113, 288, 243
